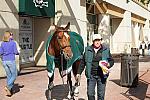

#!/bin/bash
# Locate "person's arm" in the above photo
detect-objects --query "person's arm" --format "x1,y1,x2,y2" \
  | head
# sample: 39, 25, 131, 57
13, 42, 19, 55
107, 49, 114, 68
78, 53, 86, 75
15, 41, 21, 54
0, 43, 4, 56
0, 47, 3, 56
76, 53, 86, 80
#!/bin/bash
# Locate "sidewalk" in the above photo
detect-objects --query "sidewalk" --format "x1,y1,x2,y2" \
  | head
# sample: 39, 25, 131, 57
105, 62, 150, 100
0, 61, 150, 100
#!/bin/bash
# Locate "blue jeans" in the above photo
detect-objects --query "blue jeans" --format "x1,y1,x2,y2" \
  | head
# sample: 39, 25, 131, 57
87, 75, 106, 100
2, 60, 17, 90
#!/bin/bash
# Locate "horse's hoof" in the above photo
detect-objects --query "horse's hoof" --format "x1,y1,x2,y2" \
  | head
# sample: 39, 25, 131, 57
74, 93, 78, 97
74, 88, 79, 94
67, 94, 72, 99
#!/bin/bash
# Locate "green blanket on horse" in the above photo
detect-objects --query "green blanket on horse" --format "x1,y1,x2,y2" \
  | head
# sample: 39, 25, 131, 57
46, 31, 84, 78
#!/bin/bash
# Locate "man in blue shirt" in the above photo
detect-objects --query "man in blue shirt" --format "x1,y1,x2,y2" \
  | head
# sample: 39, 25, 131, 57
0, 31, 19, 96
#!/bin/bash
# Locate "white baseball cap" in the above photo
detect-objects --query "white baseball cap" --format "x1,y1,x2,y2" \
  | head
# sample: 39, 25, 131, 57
92, 34, 102, 41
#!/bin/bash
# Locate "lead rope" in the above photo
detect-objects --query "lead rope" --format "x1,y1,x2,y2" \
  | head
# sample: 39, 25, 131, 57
60, 51, 72, 99
60, 50, 65, 85
57, 36, 64, 82
57, 36, 65, 86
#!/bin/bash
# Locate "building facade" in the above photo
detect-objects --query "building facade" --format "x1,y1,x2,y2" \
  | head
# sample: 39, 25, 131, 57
0, 0, 150, 77
87, 0, 150, 54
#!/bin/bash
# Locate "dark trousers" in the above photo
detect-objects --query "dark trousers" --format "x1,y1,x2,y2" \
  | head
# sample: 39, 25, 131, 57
87, 75, 106, 100
142, 49, 145, 56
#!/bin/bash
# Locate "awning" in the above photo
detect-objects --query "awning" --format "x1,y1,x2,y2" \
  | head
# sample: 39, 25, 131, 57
131, 13, 146, 24
19, 0, 55, 17
95, 2, 124, 18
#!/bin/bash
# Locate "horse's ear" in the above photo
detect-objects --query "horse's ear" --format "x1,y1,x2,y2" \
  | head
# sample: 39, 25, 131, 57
65, 22, 70, 30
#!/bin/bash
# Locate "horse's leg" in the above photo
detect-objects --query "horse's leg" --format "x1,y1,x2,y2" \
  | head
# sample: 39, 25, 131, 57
67, 72, 75, 99
47, 74, 54, 100
72, 60, 81, 94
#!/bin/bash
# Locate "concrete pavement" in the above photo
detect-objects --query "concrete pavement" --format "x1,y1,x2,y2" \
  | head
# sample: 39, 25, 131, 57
105, 62, 150, 100
0, 60, 150, 100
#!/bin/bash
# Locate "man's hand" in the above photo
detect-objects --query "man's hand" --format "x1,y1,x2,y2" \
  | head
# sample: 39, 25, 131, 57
99, 60, 110, 75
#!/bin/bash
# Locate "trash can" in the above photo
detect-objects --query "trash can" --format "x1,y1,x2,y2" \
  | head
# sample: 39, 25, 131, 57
120, 53, 139, 87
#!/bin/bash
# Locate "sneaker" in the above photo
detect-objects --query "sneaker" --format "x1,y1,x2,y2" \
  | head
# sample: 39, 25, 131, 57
4, 87, 12, 96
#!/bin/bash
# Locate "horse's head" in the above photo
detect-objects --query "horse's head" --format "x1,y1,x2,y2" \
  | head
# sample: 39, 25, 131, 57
52, 22, 73, 60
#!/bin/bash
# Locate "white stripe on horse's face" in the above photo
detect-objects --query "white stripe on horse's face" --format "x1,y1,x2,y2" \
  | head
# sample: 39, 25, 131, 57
64, 32, 69, 39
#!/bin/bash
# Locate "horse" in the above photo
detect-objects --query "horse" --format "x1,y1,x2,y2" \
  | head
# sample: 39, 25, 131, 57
46, 22, 84, 100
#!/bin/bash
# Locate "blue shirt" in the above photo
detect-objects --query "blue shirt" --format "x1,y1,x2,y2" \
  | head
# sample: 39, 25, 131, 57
0, 40, 19, 61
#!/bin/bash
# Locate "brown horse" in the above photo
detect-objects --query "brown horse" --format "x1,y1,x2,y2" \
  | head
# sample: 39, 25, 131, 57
46, 22, 83, 100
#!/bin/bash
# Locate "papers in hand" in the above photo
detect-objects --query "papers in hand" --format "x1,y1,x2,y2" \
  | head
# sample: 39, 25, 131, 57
99, 60, 110, 75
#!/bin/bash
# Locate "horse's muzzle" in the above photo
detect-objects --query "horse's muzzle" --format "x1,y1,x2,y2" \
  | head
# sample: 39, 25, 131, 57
64, 52, 73, 60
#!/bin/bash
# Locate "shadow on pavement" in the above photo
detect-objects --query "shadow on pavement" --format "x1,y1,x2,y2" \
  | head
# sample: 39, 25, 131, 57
110, 79, 149, 100
12, 83, 24, 94
45, 84, 86, 100
109, 79, 121, 86
45, 84, 69, 100
19, 66, 46, 76
145, 95, 150, 99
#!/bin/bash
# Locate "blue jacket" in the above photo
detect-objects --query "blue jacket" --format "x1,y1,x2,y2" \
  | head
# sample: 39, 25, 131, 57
78, 45, 114, 79
0, 40, 19, 61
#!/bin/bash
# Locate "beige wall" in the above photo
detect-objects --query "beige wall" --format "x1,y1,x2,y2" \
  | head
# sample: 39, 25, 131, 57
55, 0, 87, 47
111, 11, 132, 54
33, 17, 51, 66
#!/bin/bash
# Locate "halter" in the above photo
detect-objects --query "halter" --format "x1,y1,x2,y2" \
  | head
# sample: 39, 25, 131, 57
56, 31, 72, 80
56, 31, 71, 52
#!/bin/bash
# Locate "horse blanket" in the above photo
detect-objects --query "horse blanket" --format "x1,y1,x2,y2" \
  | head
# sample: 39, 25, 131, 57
46, 32, 84, 78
